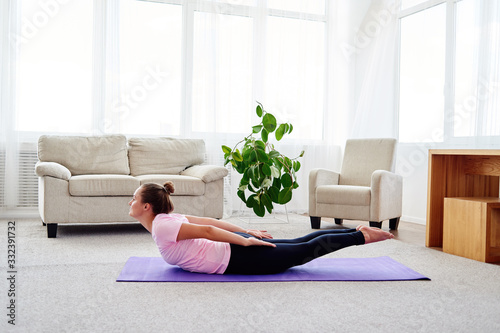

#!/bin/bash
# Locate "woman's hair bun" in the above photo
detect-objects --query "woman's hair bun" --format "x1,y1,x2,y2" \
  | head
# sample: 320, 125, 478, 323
163, 181, 175, 195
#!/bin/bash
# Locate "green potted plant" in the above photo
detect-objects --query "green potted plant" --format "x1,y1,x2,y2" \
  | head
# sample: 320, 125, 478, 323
222, 102, 304, 217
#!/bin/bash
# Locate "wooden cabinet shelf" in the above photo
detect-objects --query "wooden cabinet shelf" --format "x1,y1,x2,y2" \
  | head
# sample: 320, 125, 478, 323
426, 149, 500, 252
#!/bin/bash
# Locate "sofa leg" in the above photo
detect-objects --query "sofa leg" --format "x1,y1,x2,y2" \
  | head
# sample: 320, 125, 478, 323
47, 224, 58, 238
389, 217, 400, 230
334, 218, 343, 225
369, 221, 383, 229
310, 216, 321, 229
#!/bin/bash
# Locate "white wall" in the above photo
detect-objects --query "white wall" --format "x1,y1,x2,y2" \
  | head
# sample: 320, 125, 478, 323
396, 143, 432, 224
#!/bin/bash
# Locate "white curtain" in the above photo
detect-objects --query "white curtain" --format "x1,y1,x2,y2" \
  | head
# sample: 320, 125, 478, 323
0, 0, 20, 211
474, 0, 500, 143
349, 0, 398, 140
179, 0, 339, 216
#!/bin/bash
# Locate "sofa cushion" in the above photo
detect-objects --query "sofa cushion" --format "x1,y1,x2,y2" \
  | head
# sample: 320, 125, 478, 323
128, 138, 205, 176
38, 135, 130, 176
316, 185, 371, 206
136, 175, 205, 196
69, 175, 140, 196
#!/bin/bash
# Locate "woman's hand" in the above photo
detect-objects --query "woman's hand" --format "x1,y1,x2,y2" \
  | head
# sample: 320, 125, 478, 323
246, 229, 273, 239
245, 237, 276, 247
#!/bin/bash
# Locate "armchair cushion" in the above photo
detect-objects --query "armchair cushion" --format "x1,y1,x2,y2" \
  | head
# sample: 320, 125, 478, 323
128, 138, 205, 176
317, 185, 371, 206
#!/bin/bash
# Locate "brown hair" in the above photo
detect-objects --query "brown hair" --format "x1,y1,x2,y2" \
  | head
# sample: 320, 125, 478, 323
139, 182, 175, 215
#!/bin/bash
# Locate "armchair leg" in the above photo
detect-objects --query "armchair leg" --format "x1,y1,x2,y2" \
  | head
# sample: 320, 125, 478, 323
310, 216, 321, 229
389, 217, 400, 230
369, 221, 383, 229
334, 218, 343, 225
47, 224, 58, 238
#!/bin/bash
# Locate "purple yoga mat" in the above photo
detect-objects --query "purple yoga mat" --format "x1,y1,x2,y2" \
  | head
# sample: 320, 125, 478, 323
116, 256, 430, 282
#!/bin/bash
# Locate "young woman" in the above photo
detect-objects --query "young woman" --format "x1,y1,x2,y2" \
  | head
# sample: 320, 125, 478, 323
129, 182, 394, 275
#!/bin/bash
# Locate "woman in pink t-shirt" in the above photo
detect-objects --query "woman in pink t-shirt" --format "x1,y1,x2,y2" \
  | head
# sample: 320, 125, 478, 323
129, 182, 393, 275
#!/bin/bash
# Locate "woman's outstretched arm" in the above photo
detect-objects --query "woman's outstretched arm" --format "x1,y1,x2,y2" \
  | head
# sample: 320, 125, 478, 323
177, 222, 276, 247
185, 215, 272, 239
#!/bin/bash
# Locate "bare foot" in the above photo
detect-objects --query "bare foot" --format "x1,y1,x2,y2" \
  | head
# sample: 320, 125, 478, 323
358, 226, 394, 244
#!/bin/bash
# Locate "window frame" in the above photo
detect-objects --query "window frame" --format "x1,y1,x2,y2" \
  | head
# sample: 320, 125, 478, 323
396, 0, 500, 145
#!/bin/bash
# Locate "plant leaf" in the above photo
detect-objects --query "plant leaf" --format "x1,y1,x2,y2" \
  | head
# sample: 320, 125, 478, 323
262, 113, 277, 132
237, 190, 246, 203
261, 193, 273, 214
253, 202, 265, 217
276, 123, 286, 141
268, 186, 279, 203
270, 165, 280, 178
256, 104, 263, 117
268, 150, 280, 159
232, 150, 243, 162
255, 140, 266, 150
261, 178, 272, 188
261, 128, 268, 142
252, 125, 263, 134
256, 149, 269, 163
278, 187, 293, 204
246, 194, 257, 208
262, 164, 272, 176
222, 145, 232, 154
293, 161, 301, 172
250, 150, 257, 163
281, 172, 292, 188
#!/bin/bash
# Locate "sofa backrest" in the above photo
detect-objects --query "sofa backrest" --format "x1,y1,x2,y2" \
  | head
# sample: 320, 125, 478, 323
38, 135, 130, 175
128, 137, 205, 176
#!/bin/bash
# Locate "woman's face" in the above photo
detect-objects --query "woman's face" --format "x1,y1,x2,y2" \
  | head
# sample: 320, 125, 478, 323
128, 187, 145, 219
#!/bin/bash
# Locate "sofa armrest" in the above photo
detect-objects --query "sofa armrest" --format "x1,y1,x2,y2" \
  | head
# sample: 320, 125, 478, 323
35, 161, 71, 180
180, 165, 228, 183
370, 170, 403, 220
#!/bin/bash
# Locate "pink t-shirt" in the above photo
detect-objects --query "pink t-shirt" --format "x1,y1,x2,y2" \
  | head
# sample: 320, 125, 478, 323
151, 213, 231, 274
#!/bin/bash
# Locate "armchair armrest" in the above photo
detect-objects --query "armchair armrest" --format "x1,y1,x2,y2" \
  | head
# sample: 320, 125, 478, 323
309, 168, 340, 189
309, 168, 340, 216
370, 170, 403, 221
180, 165, 228, 183
35, 161, 71, 180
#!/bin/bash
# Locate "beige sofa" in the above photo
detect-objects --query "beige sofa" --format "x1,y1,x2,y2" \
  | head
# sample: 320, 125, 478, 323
35, 135, 228, 238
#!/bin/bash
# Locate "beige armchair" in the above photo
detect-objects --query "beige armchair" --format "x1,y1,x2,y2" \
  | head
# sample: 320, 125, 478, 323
309, 138, 402, 230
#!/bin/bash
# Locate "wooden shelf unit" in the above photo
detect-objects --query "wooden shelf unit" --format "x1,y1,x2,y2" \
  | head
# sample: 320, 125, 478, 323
443, 197, 500, 262
426, 149, 500, 249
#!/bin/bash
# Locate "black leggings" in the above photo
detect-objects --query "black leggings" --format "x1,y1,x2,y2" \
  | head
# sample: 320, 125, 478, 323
224, 229, 365, 275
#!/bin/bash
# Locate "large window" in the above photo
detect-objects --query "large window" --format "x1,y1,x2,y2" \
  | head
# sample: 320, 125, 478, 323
398, 3, 446, 143
191, 11, 254, 134
14, 0, 327, 141
117, 0, 182, 136
264, 16, 325, 141
16, 1, 93, 133
398, 0, 500, 143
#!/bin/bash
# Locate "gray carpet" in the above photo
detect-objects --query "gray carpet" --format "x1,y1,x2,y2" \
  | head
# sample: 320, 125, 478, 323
1, 215, 500, 333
